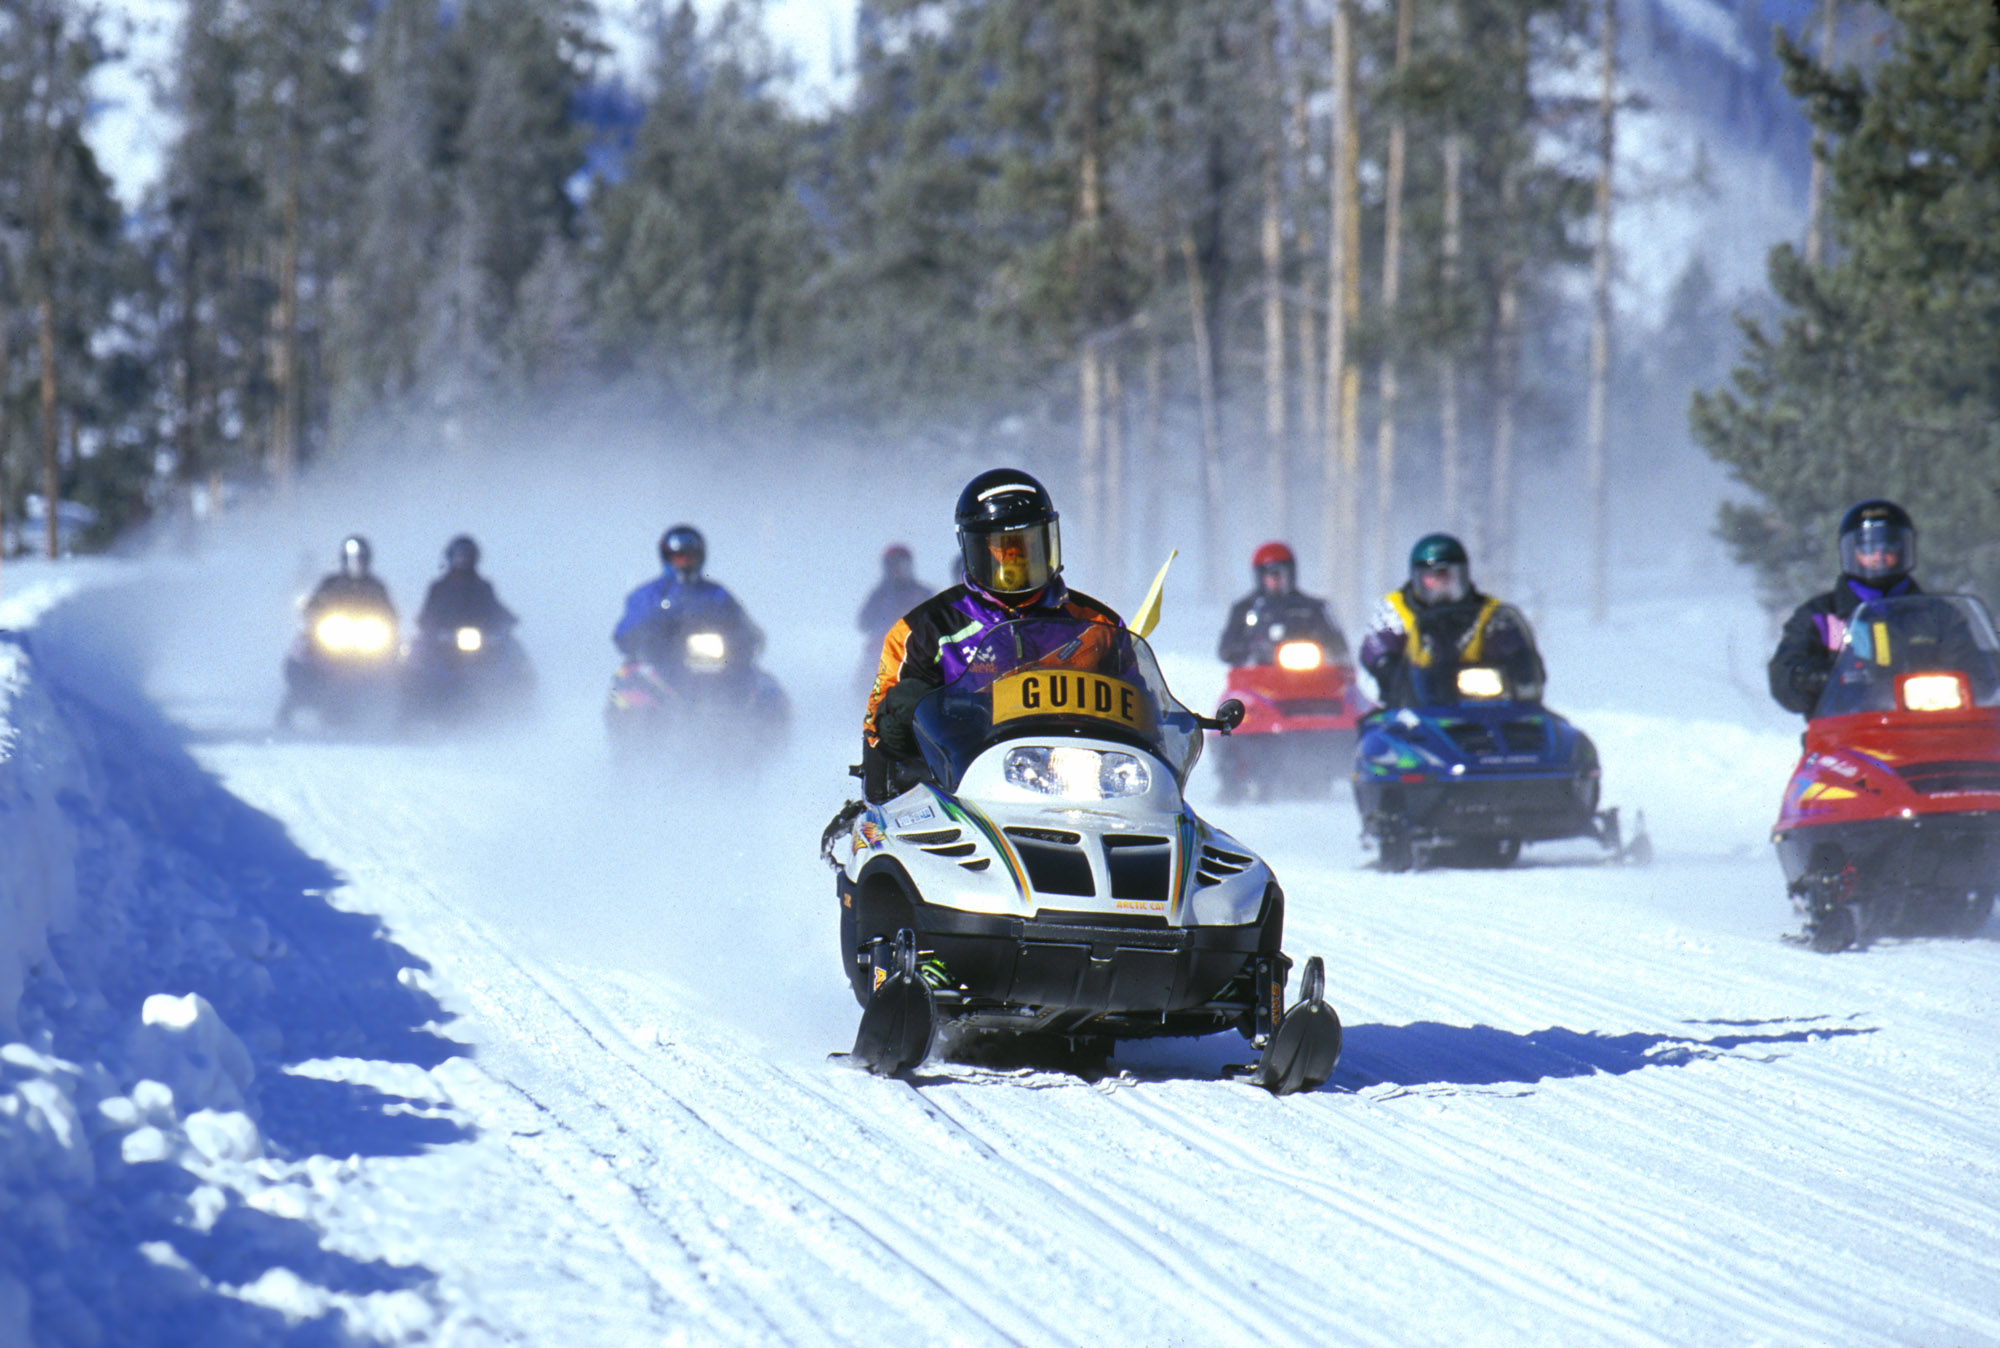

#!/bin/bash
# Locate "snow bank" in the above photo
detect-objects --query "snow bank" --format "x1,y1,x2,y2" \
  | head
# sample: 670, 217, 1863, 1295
1, 575, 456, 1343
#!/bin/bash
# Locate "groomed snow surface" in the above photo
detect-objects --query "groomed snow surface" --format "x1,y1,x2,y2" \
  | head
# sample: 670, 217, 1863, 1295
3, 556, 1997, 1346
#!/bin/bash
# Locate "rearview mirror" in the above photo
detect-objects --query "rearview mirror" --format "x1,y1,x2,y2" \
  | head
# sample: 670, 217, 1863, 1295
1214, 698, 1246, 733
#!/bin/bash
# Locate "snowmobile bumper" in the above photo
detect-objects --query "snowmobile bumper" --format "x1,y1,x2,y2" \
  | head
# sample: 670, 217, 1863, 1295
1355, 771, 1597, 845
1774, 810, 2000, 895
839, 873, 1281, 1035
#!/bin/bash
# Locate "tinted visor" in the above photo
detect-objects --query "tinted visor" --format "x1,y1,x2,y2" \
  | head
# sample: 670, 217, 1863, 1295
1841, 521, 1915, 582
962, 521, 1060, 597
1257, 561, 1295, 593
1413, 561, 1469, 604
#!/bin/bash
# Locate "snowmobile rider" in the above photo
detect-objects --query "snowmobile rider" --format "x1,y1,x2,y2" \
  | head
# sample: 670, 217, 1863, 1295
1768, 499, 1924, 717
1358, 533, 1540, 708
614, 524, 765, 670
859, 544, 935, 647
303, 534, 395, 623
416, 534, 516, 639
1217, 541, 1350, 667
279, 535, 397, 728
861, 468, 1123, 802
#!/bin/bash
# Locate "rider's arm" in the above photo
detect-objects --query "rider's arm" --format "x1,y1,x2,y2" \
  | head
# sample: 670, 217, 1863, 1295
1217, 598, 1255, 665
1769, 598, 1834, 716
613, 579, 664, 655
1356, 598, 1406, 681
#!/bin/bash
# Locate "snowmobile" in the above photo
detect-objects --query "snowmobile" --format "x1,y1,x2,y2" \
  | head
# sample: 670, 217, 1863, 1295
1351, 606, 1644, 870
604, 621, 790, 766
824, 616, 1342, 1094
1213, 628, 1370, 801
277, 599, 401, 733
400, 620, 535, 729
1772, 592, 2000, 952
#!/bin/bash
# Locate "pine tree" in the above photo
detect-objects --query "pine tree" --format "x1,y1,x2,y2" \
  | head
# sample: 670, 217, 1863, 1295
1693, 0, 2000, 605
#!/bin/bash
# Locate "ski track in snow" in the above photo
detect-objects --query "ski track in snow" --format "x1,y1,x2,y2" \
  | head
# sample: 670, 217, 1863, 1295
11, 569, 2000, 1346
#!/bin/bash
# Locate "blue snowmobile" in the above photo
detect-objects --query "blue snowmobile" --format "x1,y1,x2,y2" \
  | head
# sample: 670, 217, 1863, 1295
1351, 606, 1646, 870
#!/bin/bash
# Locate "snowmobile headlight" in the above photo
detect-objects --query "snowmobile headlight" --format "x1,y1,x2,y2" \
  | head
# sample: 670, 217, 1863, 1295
1276, 641, 1323, 671
1456, 666, 1504, 699
1900, 672, 1968, 713
315, 611, 393, 655
685, 631, 727, 670
1004, 746, 1152, 799
455, 627, 483, 653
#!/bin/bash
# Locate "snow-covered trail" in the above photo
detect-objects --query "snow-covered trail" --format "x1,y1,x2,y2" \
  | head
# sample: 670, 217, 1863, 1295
66, 566, 1987, 1347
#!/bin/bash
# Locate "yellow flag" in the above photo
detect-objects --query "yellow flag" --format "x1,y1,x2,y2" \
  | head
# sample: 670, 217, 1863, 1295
1131, 549, 1178, 639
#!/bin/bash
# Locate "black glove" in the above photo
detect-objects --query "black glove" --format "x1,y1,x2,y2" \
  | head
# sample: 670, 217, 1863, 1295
1788, 663, 1829, 704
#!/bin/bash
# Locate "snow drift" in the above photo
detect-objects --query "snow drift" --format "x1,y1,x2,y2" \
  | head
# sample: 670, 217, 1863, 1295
1, 571, 459, 1343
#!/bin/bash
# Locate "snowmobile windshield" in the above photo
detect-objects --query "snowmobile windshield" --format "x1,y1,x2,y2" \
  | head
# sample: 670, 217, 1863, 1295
1816, 594, 2000, 718
911, 618, 1203, 792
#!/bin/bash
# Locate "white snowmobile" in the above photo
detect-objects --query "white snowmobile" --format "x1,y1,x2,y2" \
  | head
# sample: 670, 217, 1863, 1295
825, 616, 1342, 1093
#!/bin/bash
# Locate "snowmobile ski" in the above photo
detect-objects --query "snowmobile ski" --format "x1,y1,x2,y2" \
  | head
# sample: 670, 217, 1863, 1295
848, 929, 937, 1077
1252, 956, 1342, 1095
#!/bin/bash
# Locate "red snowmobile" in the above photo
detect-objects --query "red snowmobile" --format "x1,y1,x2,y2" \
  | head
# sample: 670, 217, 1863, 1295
1214, 637, 1370, 801
1772, 593, 2000, 951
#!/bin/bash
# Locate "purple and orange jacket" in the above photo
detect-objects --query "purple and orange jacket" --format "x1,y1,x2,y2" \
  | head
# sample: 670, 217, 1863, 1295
864, 580, 1122, 750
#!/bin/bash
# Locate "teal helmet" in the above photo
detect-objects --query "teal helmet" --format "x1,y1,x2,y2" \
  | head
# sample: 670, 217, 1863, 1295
1408, 533, 1470, 605
1409, 533, 1468, 570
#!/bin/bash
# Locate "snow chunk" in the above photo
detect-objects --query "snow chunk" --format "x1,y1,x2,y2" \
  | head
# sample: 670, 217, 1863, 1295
125, 993, 256, 1116
120, 1125, 173, 1165
230, 1267, 330, 1322
183, 1108, 262, 1166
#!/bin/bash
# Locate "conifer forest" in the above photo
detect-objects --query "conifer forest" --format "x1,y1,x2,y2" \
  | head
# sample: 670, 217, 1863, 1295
0, 0, 1994, 612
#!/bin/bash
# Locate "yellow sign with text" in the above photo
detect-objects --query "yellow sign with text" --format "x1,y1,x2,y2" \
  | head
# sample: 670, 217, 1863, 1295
991, 669, 1152, 733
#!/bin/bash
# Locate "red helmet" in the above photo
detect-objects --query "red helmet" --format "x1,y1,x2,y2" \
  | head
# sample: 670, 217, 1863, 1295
1252, 541, 1297, 595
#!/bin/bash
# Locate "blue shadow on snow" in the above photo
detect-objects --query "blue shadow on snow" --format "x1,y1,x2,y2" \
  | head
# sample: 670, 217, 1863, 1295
10, 593, 475, 1345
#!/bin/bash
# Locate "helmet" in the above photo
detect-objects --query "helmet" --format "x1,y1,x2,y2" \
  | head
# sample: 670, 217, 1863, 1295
659, 525, 705, 580
1837, 499, 1915, 585
955, 468, 1061, 599
444, 534, 480, 571
339, 535, 373, 579
1251, 541, 1296, 594
882, 543, 914, 580
1408, 532, 1470, 606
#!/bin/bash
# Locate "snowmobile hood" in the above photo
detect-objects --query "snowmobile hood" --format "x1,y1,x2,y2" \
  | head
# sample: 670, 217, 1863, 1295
1777, 707, 2000, 833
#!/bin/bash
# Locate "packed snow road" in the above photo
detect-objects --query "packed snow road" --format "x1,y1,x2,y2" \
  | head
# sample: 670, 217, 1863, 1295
16, 565, 2000, 1345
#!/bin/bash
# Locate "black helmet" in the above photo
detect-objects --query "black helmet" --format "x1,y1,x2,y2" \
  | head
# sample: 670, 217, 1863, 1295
955, 468, 1061, 599
659, 524, 705, 580
339, 535, 373, 579
444, 534, 480, 571
1837, 499, 1915, 585
1408, 532, 1470, 606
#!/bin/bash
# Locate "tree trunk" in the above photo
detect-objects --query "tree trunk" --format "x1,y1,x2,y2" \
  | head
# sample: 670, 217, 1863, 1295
273, 130, 303, 500
36, 43, 60, 563
1585, 0, 1618, 622
1183, 230, 1225, 595
1373, 0, 1413, 598
1490, 254, 1521, 591
1289, 0, 1320, 453
1074, 0, 1105, 579
1440, 130, 1464, 536
1259, 0, 1288, 537
0, 298, 11, 580
1804, 0, 1837, 267
1144, 242, 1167, 578
38, 292, 57, 561
1104, 354, 1126, 594
1325, 0, 1362, 613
